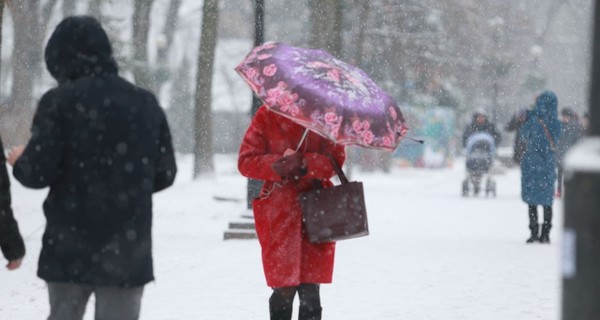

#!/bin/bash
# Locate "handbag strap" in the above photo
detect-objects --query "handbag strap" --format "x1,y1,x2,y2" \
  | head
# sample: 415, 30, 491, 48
327, 155, 349, 184
537, 117, 556, 151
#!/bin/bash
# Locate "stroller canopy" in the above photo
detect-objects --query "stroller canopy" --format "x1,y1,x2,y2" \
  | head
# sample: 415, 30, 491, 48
466, 132, 496, 155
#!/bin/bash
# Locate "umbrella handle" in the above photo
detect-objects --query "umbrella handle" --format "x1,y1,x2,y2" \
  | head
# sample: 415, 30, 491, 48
406, 137, 425, 144
295, 128, 310, 152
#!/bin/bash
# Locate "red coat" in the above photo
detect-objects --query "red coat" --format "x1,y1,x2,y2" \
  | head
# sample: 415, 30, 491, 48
238, 105, 346, 287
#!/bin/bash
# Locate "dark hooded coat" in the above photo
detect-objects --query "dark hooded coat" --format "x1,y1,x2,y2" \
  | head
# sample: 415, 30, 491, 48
0, 135, 25, 262
12, 16, 177, 287
519, 91, 561, 206
556, 115, 584, 166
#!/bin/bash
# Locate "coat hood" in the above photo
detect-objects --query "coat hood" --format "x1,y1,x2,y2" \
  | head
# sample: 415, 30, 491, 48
530, 90, 561, 148
45, 16, 118, 83
533, 91, 558, 119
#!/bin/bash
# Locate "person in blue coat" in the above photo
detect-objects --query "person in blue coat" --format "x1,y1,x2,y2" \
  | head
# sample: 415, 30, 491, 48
519, 91, 561, 244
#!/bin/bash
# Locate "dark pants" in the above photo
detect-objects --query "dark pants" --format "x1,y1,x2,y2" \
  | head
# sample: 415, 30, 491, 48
270, 283, 322, 320
47, 282, 144, 320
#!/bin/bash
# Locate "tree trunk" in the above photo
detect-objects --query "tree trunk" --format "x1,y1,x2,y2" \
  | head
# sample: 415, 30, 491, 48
154, 0, 182, 94
308, 0, 343, 57
88, 0, 103, 20
5, 0, 42, 145
193, 0, 219, 177
132, 0, 154, 89
166, 57, 194, 154
354, 0, 370, 68
156, 0, 181, 64
0, 0, 4, 98
62, 0, 76, 17
0, 0, 5, 142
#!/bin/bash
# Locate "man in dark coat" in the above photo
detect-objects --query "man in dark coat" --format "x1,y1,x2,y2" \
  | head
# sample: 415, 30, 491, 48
555, 107, 584, 197
7, 16, 176, 320
462, 110, 502, 148
505, 107, 527, 165
0, 134, 25, 271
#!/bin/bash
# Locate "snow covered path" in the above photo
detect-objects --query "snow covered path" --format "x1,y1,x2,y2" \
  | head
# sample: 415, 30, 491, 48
0, 154, 561, 319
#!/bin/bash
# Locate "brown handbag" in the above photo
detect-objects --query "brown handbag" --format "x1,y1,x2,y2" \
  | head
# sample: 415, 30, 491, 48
298, 156, 369, 243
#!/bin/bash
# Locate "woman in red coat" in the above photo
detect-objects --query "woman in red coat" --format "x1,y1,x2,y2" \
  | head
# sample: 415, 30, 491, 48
238, 105, 345, 320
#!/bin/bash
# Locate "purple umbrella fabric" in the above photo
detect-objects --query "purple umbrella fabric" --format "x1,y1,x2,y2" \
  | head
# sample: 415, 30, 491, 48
235, 42, 408, 151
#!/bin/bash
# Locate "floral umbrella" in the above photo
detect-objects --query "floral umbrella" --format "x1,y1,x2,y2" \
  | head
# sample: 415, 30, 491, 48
235, 42, 408, 151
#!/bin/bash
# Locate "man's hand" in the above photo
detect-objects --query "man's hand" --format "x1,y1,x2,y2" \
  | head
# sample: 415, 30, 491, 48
6, 258, 23, 270
7, 145, 25, 166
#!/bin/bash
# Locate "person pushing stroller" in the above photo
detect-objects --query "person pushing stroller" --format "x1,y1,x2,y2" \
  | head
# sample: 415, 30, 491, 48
461, 110, 502, 196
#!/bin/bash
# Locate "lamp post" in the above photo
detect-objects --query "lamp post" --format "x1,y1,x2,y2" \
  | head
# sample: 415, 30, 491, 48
224, 0, 265, 240
561, 0, 600, 318
247, 0, 265, 210
524, 44, 545, 93
488, 17, 504, 125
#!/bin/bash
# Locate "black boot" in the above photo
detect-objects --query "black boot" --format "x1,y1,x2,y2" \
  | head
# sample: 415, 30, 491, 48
526, 205, 539, 243
299, 306, 322, 320
526, 224, 539, 243
539, 206, 553, 244
539, 223, 552, 243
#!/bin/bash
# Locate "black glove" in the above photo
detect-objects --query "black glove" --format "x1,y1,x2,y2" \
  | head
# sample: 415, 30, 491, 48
271, 153, 308, 180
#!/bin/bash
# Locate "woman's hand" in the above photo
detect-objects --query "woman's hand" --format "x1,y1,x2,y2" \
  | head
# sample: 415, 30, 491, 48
7, 145, 25, 166
271, 152, 307, 180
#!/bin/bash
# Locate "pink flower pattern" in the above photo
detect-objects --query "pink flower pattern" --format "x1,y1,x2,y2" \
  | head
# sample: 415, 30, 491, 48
362, 130, 374, 144
389, 106, 397, 120
235, 42, 409, 150
263, 64, 277, 76
327, 69, 340, 83
324, 112, 339, 124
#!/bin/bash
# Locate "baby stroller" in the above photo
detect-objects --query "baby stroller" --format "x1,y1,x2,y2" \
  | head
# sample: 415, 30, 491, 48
462, 132, 497, 197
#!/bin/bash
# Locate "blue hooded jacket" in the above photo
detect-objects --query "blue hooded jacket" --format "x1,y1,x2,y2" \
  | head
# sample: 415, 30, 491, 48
519, 91, 561, 206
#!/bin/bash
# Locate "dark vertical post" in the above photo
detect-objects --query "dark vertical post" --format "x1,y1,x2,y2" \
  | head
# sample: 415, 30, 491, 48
589, 0, 600, 138
562, 0, 600, 318
247, 0, 265, 209
250, 0, 264, 117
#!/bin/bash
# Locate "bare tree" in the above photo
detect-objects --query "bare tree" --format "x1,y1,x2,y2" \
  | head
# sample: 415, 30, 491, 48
4, 0, 58, 145
0, 0, 5, 99
63, 0, 76, 17
132, 0, 154, 89
166, 56, 194, 153
193, 0, 220, 177
154, 0, 182, 94
308, 0, 343, 57
157, 0, 181, 64
88, 0, 103, 20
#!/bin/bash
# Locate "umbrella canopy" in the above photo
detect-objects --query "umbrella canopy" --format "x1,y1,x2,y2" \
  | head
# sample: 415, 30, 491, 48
235, 42, 408, 151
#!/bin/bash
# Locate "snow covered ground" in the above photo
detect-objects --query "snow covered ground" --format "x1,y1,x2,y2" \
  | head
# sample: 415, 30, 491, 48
0, 154, 562, 319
